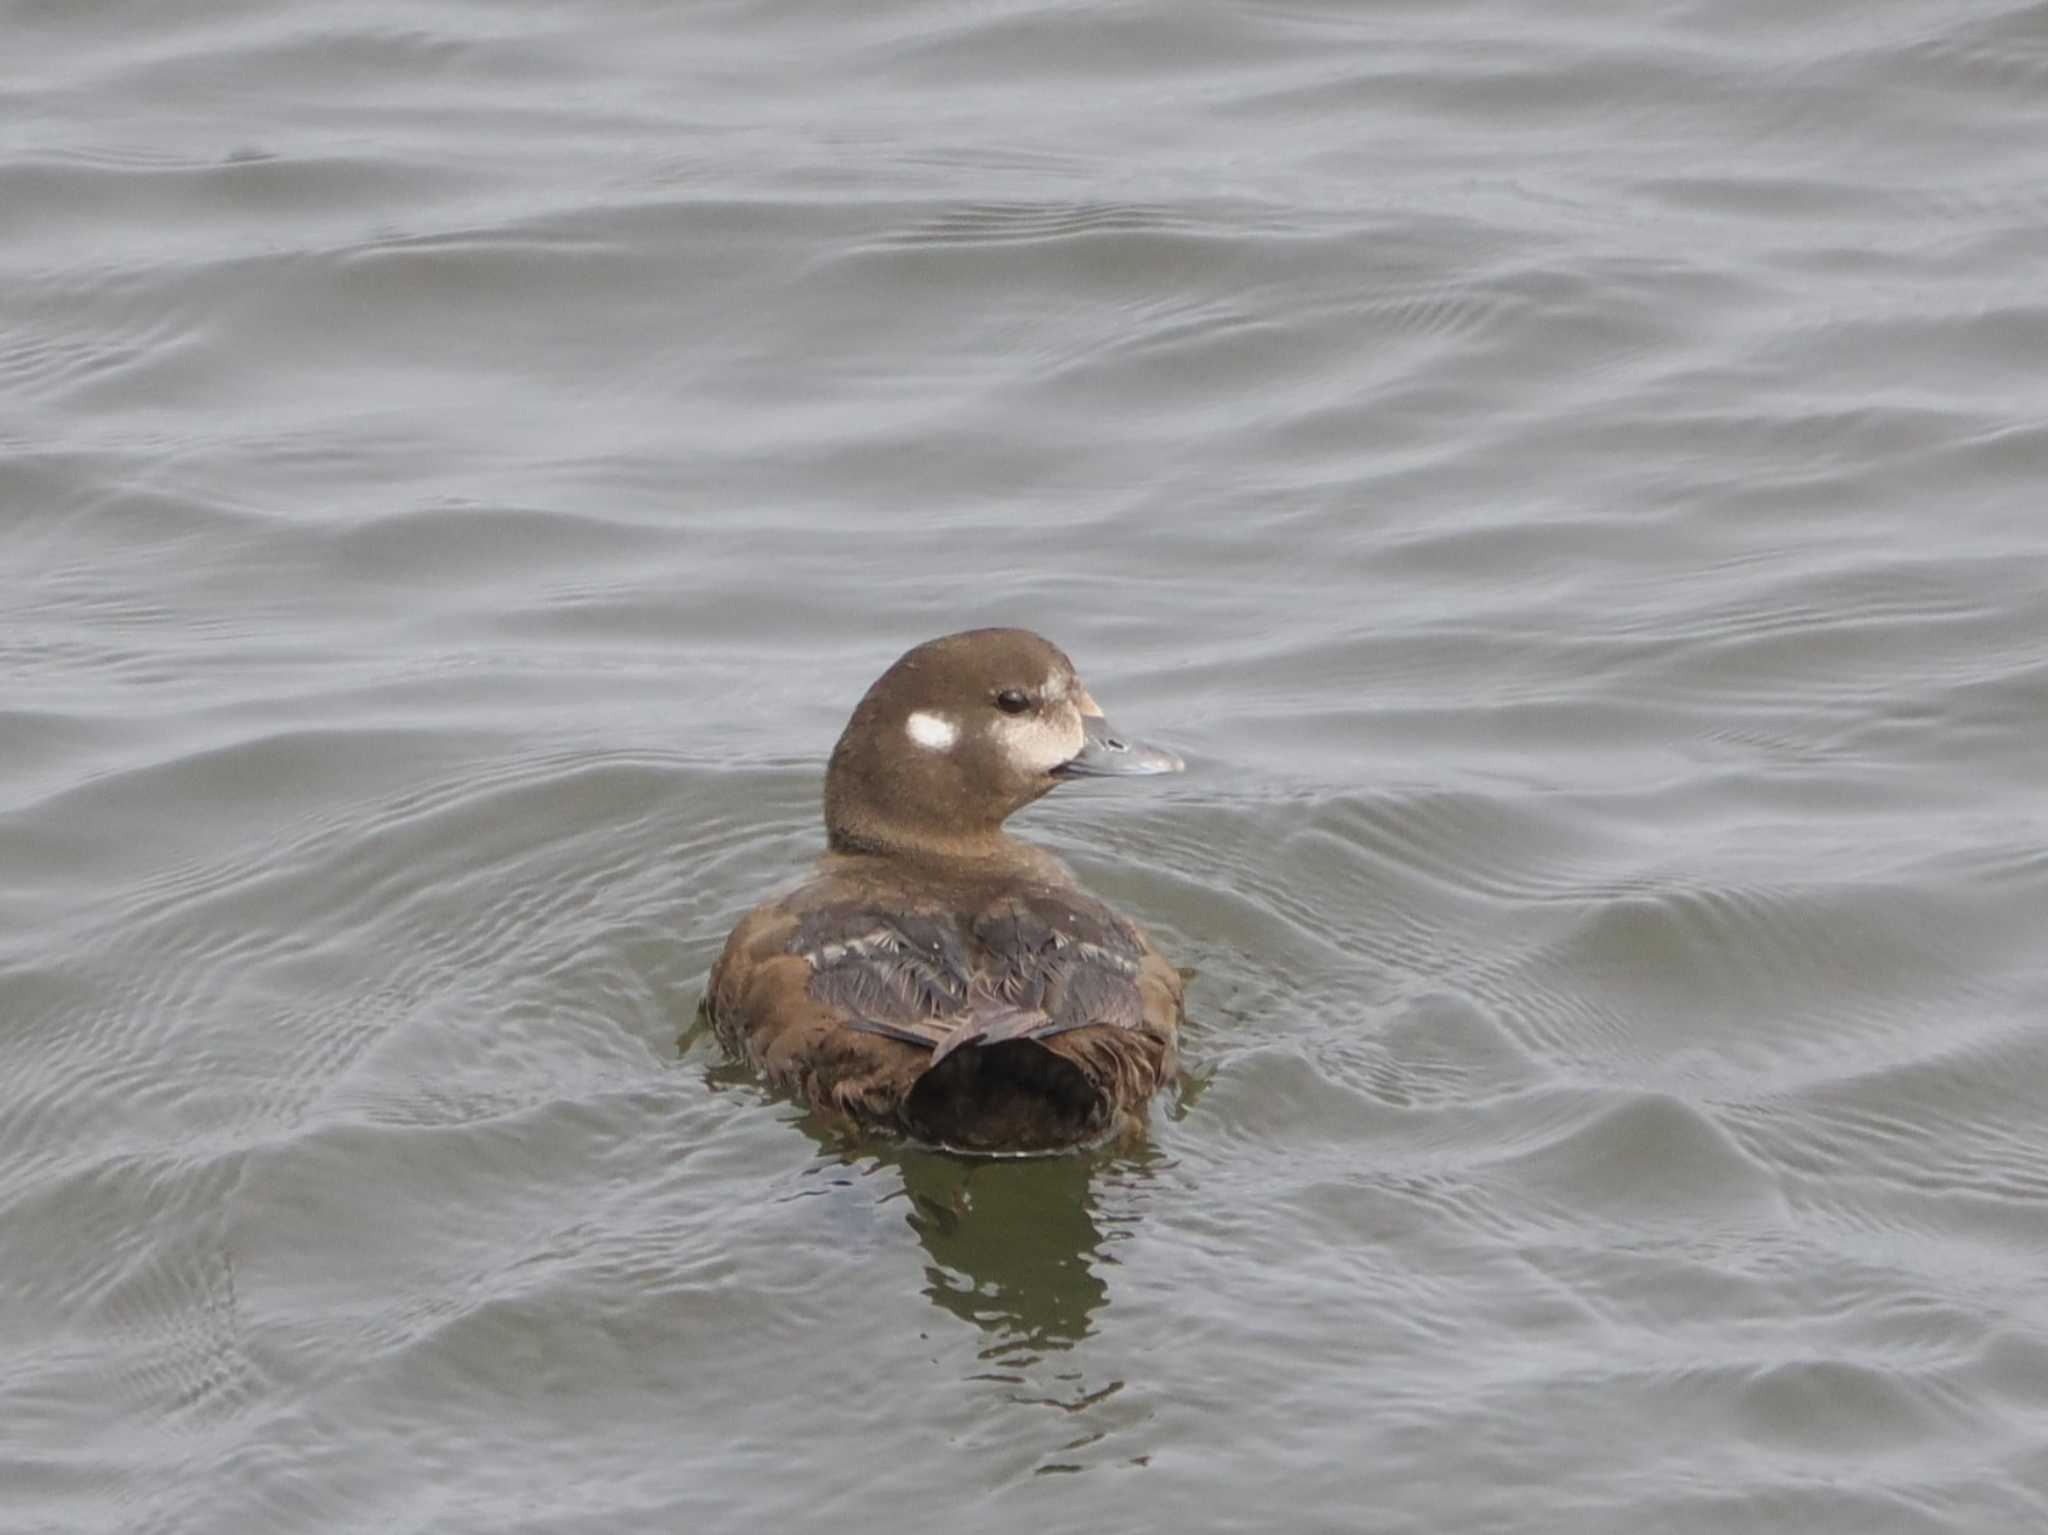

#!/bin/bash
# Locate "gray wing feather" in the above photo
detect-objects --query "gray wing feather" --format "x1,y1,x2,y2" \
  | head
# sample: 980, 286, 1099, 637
793, 897, 1150, 1058
927, 1003, 1054, 1066
793, 908, 973, 1047
973, 898, 1147, 1038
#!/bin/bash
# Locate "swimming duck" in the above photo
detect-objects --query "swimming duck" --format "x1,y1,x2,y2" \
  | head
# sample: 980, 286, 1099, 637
707, 628, 1185, 1153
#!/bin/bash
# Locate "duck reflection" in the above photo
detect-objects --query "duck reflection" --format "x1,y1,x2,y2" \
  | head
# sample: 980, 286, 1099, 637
896, 1146, 1109, 1353
790, 1114, 1162, 1356
696, 997, 1173, 1358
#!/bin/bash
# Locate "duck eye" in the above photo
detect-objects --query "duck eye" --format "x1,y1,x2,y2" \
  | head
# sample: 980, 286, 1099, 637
995, 689, 1031, 715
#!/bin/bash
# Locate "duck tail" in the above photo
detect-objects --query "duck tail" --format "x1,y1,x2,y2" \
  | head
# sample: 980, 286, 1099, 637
926, 1003, 1054, 1066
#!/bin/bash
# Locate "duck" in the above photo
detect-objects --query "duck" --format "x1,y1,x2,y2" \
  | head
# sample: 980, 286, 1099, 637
707, 627, 1186, 1153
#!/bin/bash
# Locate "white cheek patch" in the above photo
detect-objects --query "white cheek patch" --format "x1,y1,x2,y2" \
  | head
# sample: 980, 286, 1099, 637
996, 710, 1086, 772
1043, 672, 1067, 703
906, 711, 959, 751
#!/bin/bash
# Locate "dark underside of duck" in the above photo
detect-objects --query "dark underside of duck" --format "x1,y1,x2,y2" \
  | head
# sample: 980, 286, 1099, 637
902, 1039, 1113, 1153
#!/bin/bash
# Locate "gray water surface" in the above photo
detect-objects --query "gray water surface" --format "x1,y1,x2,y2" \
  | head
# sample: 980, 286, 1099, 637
6, 2, 2048, 1530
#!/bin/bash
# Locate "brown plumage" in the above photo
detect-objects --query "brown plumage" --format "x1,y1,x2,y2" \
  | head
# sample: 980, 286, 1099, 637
706, 628, 1185, 1153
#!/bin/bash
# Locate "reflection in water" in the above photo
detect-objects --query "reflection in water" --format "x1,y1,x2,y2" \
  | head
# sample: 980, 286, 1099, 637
785, 1107, 1165, 1358
774, 1119, 1172, 1473
695, 999, 1170, 1359
897, 1147, 1108, 1354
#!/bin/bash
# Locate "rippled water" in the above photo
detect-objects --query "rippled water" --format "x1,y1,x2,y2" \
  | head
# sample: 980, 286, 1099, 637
7, 1, 2048, 1529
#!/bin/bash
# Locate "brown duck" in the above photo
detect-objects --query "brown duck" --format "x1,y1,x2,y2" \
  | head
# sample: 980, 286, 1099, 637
707, 628, 1185, 1153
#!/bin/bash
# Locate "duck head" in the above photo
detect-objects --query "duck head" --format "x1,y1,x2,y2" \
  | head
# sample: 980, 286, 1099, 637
823, 628, 1182, 859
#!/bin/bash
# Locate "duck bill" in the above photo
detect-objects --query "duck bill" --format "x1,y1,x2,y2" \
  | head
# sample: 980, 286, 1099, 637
1054, 714, 1184, 778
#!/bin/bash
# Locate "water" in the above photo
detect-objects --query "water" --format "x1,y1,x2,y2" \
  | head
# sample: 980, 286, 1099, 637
6, 1, 2048, 1529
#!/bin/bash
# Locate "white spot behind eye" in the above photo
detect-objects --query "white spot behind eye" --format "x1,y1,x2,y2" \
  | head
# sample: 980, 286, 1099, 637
907, 711, 959, 751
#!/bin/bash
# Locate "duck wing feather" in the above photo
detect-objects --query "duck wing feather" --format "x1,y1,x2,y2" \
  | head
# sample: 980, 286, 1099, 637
791, 907, 975, 1049
787, 895, 1153, 1063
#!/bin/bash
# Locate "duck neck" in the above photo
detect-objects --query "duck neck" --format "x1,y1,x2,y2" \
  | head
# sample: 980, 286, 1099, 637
823, 803, 1013, 864
823, 754, 1011, 865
